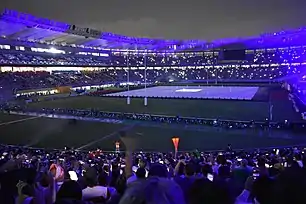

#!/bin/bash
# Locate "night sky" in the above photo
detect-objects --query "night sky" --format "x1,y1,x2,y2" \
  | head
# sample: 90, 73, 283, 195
0, 0, 306, 40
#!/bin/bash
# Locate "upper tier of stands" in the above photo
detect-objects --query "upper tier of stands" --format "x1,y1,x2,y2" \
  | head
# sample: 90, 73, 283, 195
0, 46, 306, 66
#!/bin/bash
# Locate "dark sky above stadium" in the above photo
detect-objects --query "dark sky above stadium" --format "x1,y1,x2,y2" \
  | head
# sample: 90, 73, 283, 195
1, 0, 306, 41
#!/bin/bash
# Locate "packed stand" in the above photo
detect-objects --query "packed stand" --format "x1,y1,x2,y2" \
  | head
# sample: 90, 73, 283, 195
0, 53, 109, 66
1, 136, 306, 204
0, 64, 306, 92
1, 46, 306, 66
0, 71, 116, 91
1, 47, 306, 92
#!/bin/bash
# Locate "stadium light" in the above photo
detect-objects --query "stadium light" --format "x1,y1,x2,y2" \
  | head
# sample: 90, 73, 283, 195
49, 47, 64, 54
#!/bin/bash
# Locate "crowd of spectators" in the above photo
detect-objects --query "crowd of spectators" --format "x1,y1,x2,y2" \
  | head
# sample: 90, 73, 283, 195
1, 132, 306, 204
0, 71, 114, 91
0, 53, 109, 66
0, 64, 305, 91
1, 46, 306, 66
0, 47, 306, 93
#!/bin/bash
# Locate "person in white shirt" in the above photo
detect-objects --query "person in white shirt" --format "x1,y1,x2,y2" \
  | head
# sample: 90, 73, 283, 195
82, 169, 110, 202
126, 167, 148, 185
82, 185, 108, 200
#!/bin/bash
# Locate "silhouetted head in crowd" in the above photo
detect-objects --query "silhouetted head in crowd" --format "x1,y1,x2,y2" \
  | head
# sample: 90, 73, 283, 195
252, 176, 275, 204
177, 162, 185, 176
257, 157, 266, 168
257, 166, 269, 177
201, 164, 213, 177
136, 167, 146, 179
184, 163, 195, 177
109, 168, 121, 187
218, 165, 231, 179
98, 172, 108, 186
241, 159, 248, 167
119, 177, 186, 204
22, 167, 37, 185
139, 159, 146, 168
115, 174, 127, 195
56, 180, 82, 202
84, 167, 98, 187
102, 165, 110, 174
37, 171, 51, 187
148, 163, 168, 178
188, 178, 219, 204
216, 154, 226, 165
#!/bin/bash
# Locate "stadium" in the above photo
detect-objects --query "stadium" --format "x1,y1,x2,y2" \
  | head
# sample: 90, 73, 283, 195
0, 8, 306, 153
2, 5, 306, 204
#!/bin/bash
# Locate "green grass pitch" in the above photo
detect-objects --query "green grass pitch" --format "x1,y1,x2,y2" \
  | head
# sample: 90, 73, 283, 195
0, 113, 305, 151
27, 96, 302, 122
0, 93, 304, 151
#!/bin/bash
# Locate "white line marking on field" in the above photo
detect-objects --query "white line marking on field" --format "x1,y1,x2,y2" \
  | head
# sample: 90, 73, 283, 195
0, 116, 40, 126
76, 125, 136, 150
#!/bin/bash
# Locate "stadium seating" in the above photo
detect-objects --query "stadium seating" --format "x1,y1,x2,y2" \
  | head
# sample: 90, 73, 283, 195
0, 48, 306, 90
0, 46, 304, 108
1, 46, 306, 66
2, 9, 306, 204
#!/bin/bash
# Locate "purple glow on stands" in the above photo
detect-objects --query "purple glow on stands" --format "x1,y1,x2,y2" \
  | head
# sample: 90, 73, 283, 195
0, 21, 27, 36
1, 8, 306, 51
18, 29, 59, 41
31, 30, 61, 40
100, 32, 203, 49
1, 9, 70, 32
83, 39, 107, 47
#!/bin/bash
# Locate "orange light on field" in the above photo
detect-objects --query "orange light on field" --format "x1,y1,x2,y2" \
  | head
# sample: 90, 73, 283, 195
172, 137, 180, 152
115, 141, 120, 153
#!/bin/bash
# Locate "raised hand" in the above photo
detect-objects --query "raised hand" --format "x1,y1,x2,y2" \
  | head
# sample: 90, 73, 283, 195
16, 180, 28, 195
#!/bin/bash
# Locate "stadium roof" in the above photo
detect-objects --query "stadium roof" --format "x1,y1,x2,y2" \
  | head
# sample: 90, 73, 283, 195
1, 9, 306, 51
